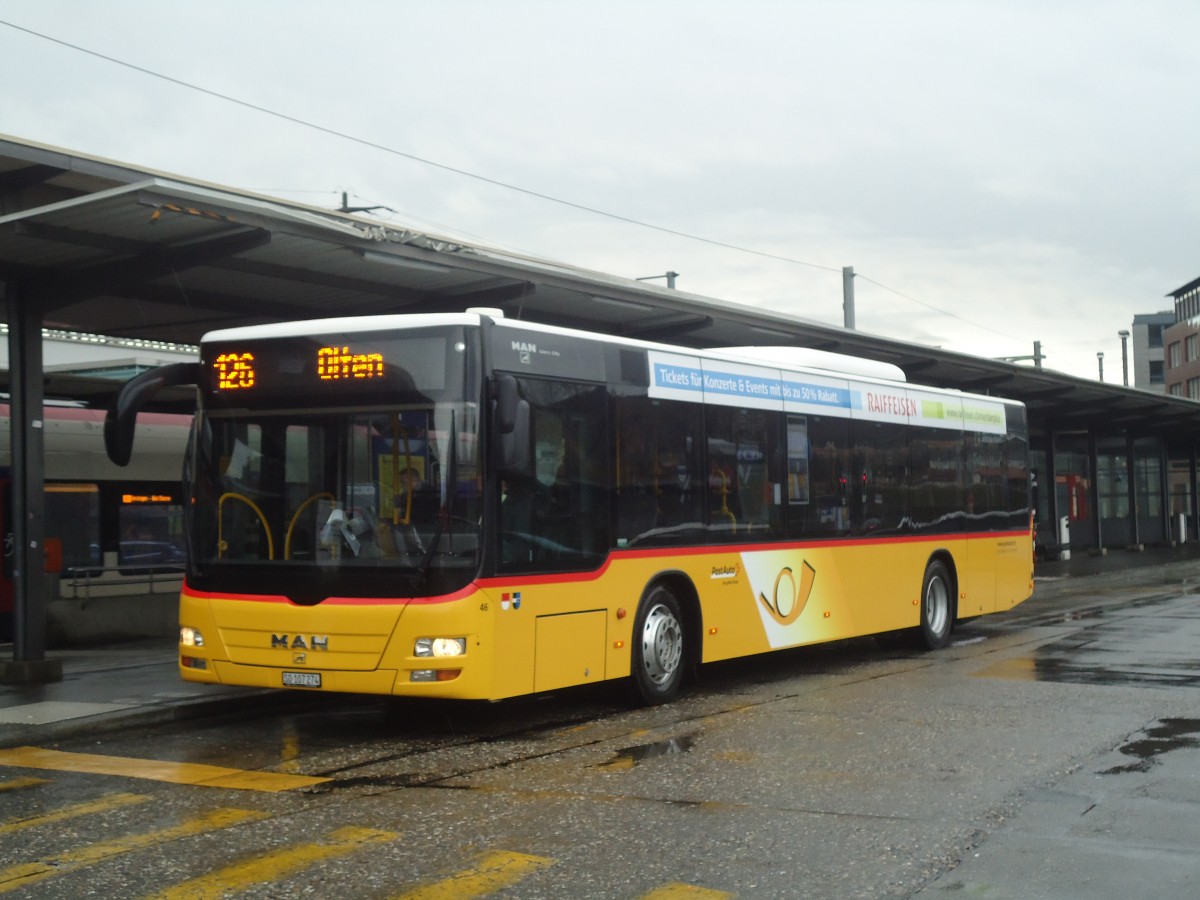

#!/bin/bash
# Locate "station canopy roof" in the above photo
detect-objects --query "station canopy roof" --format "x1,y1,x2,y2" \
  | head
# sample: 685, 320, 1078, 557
3, 133, 1200, 442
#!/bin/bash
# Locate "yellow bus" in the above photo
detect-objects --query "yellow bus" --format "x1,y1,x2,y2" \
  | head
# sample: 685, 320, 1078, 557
105, 310, 1033, 704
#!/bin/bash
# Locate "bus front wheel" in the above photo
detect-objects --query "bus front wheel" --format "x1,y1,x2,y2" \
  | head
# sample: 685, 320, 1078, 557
919, 559, 954, 650
631, 584, 686, 705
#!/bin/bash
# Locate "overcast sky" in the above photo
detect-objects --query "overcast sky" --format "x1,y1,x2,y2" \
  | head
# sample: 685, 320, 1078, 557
3, 1, 1198, 380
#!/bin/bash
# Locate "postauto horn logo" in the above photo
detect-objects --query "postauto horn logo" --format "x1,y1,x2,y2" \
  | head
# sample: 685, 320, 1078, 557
757, 561, 816, 626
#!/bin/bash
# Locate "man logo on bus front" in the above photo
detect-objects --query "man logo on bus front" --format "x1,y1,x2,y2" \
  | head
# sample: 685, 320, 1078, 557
271, 634, 329, 651
758, 561, 816, 626
511, 340, 535, 364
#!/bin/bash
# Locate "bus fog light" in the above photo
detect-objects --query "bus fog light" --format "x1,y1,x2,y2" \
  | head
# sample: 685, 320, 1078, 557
414, 637, 466, 658
180, 626, 204, 648
411, 669, 436, 682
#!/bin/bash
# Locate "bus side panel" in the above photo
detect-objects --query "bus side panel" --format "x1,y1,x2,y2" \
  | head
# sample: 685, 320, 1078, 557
504, 539, 941, 672
960, 538, 999, 618
719, 540, 926, 657
480, 539, 952, 681
479, 586, 537, 698
594, 534, 1026, 667
995, 529, 1036, 611
957, 531, 1034, 619
178, 532, 1032, 701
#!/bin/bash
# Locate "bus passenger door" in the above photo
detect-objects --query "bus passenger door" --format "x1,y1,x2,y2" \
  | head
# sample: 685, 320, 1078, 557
498, 378, 610, 572
785, 414, 851, 539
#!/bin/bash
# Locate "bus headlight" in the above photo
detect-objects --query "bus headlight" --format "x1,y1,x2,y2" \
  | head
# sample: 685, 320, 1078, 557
180, 626, 204, 648
414, 637, 466, 658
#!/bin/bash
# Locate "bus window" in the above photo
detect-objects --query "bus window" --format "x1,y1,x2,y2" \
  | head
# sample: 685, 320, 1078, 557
911, 428, 967, 533
788, 415, 850, 538
213, 423, 274, 561
851, 420, 909, 534
787, 417, 810, 505
614, 396, 703, 546
499, 379, 609, 572
1004, 406, 1031, 529
962, 431, 1004, 531
705, 406, 780, 539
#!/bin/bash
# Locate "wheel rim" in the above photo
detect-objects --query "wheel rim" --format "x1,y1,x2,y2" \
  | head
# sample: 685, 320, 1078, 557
640, 601, 683, 685
925, 574, 950, 637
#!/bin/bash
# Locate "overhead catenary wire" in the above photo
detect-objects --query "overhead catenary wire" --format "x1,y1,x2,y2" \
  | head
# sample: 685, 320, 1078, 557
0, 17, 1014, 341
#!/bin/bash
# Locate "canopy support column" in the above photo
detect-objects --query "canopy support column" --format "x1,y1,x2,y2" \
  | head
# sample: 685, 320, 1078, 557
0, 280, 61, 684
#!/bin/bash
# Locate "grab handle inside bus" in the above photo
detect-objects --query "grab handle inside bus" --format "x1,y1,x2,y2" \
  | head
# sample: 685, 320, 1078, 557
105, 362, 201, 467
492, 374, 531, 477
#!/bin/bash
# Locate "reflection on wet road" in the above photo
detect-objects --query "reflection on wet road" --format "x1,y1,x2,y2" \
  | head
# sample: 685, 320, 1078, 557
976, 592, 1200, 688
1101, 718, 1200, 775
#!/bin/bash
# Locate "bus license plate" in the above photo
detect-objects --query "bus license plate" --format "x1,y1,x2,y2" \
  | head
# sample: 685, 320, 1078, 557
282, 671, 321, 688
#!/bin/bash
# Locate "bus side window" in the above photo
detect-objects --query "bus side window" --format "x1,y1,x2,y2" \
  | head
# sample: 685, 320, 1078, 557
614, 396, 703, 545
910, 427, 966, 533
704, 406, 779, 539
792, 415, 850, 538
851, 420, 909, 535
615, 399, 658, 544
499, 378, 609, 572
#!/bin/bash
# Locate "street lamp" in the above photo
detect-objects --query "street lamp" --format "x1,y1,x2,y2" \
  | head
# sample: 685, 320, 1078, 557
1097, 351, 1105, 381
636, 271, 679, 289
1118, 329, 1131, 386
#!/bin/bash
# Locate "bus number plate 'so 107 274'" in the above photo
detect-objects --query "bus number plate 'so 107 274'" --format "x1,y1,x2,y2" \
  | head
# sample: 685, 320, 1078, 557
282, 671, 322, 688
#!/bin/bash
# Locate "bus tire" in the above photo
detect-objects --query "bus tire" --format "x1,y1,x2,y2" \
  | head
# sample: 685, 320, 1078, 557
919, 558, 954, 650
630, 583, 686, 705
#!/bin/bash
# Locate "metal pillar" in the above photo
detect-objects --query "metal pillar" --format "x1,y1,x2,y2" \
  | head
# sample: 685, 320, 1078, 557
1159, 439, 1171, 545
1119, 330, 1130, 386
842, 267, 856, 330
1044, 431, 1065, 557
1088, 432, 1104, 552
0, 281, 60, 683
1126, 434, 1139, 548
1191, 444, 1199, 542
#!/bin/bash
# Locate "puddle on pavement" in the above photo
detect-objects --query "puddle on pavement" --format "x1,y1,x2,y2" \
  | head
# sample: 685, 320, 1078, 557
977, 654, 1200, 688
595, 734, 697, 771
976, 594, 1200, 688
1100, 718, 1200, 775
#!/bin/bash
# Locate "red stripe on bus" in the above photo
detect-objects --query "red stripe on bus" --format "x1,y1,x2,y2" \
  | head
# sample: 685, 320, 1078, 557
181, 528, 1030, 606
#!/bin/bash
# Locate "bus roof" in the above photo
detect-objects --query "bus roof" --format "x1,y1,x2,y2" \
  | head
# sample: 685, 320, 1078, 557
199, 310, 1022, 409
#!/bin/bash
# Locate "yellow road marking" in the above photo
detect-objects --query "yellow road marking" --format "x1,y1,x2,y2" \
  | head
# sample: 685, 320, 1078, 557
0, 746, 328, 792
148, 825, 398, 900
0, 791, 150, 836
0, 806, 266, 894
393, 850, 554, 900
642, 885, 735, 899
0, 776, 47, 792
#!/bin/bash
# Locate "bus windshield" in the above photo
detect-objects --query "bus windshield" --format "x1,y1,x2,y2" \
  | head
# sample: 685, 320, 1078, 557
185, 327, 482, 602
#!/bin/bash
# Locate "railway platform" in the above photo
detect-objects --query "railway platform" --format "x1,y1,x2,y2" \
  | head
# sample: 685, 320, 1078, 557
3, 542, 1200, 750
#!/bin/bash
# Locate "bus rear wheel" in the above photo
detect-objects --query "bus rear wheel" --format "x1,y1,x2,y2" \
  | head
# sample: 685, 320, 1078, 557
631, 584, 686, 705
919, 559, 954, 650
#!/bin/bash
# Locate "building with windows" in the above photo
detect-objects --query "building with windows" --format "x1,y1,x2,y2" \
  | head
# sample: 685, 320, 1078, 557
1132, 311, 1173, 391
1164, 277, 1200, 400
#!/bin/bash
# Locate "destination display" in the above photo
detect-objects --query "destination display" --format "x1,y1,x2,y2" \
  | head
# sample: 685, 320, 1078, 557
212, 345, 386, 392
203, 331, 461, 402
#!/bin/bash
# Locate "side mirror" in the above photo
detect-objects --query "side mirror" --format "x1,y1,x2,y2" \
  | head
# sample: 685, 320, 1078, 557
105, 363, 200, 466
492, 374, 531, 477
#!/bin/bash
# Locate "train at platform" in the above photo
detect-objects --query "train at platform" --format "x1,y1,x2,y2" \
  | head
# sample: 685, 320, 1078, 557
0, 403, 190, 641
